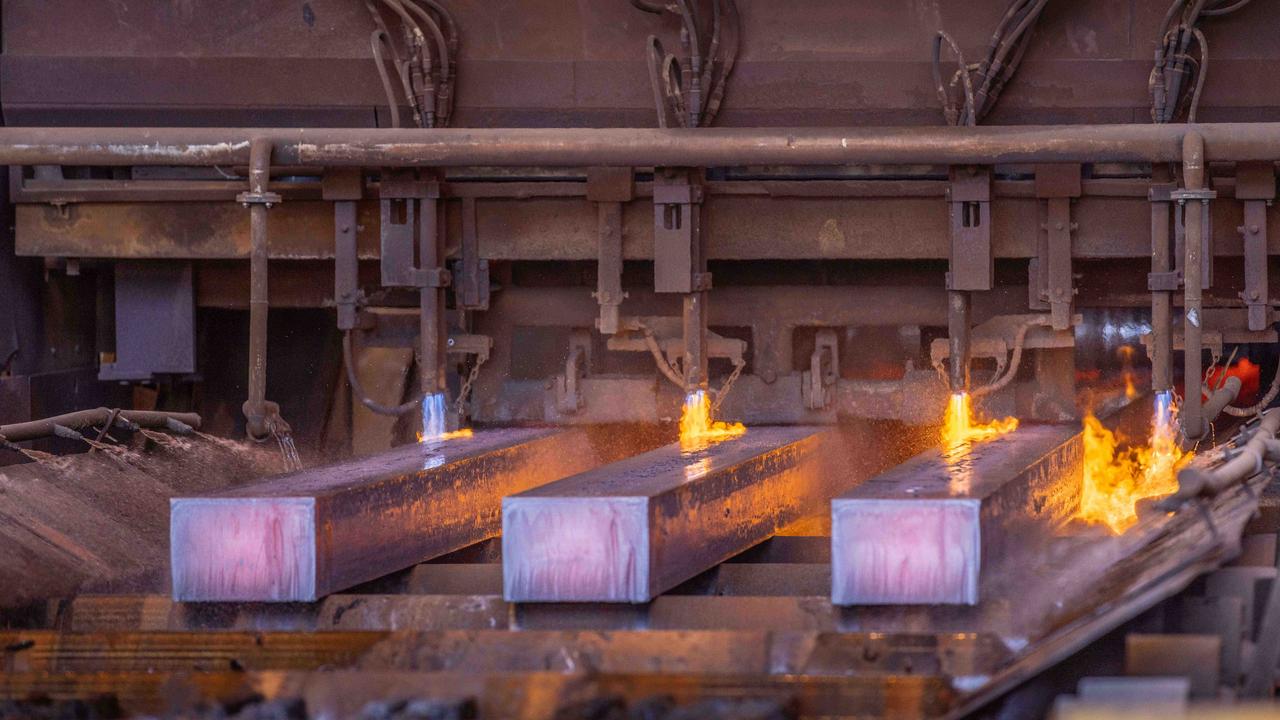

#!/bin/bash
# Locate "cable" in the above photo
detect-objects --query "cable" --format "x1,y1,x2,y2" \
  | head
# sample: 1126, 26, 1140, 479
971, 318, 1050, 398
371, 30, 403, 128
1223, 354, 1280, 417
634, 0, 739, 128
342, 331, 429, 416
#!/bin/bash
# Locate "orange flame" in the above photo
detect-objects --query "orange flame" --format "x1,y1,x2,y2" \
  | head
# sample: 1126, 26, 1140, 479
679, 390, 745, 452
1078, 396, 1190, 534
417, 428, 474, 443
941, 393, 1018, 449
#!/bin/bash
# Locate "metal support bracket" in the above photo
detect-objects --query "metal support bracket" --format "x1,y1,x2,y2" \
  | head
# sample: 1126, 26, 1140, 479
1172, 187, 1218, 290
378, 177, 442, 288
457, 196, 490, 310
1236, 162, 1275, 331
589, 168, 633, 334
801, 329, 839, 411
946, 167, 993, 292
326, 169, 364, 331
653, 178, 705, 294
1033, 164, 1081, 330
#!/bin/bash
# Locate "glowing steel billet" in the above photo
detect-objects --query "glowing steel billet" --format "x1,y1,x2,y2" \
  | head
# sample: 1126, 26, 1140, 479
831, 423, 1082, 606
503, 427, 838, 603
171, 428, 604, 602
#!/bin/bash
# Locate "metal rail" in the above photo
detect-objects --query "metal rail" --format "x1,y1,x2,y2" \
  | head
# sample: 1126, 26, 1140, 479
6, 123, 1280, 167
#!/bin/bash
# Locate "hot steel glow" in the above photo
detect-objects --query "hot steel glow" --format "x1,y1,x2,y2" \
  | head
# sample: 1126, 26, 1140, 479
1078, 391, 1191, 534
679, 389, 745, 452
941, 392, 1018, 449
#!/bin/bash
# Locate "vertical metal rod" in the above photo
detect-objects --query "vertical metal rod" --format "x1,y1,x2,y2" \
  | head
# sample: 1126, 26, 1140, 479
244, 139, 272, 439
1151, 177, 1173, 393
420, 194, 447, 396
1182, 132, 1206, 439
683, 290, 709, 393
595, 202, 624, 335
948, 290, 971, 393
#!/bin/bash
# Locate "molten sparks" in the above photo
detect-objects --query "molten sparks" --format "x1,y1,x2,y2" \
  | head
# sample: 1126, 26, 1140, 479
416, 391, 474, 443
1078, 392, 1191, 534
941, 393, 1018, 449
679, 389, 745, 452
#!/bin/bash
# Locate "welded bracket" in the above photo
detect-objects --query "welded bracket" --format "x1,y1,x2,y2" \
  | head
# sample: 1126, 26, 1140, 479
653, 176, 707, 294
946, 166, 992, 292
588, 167, 633, 334
1032, 164, 1081, 330
456, 196, 490, 310
801, 329, 839, 410
1172, 187, 1217, 290
378, 177, 443, 289
1236, 162, 1275, 331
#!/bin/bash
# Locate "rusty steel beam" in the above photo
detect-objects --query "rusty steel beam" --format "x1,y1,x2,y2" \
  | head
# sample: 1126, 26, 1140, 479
502, 427, 842, 603
6, 123, 1280, 168
171, 428, 618, 602
831, 422, 1082, 606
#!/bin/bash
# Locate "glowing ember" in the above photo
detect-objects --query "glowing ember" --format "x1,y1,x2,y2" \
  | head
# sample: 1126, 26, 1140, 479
1078, 391, 1191, 534
679, 389, 745, 452
416, 392, 474, 443
941, 392, 1018, 449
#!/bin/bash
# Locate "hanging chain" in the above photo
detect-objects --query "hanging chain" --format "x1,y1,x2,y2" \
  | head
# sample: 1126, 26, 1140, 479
454, 355, 486, 416
711, 359, 746, 416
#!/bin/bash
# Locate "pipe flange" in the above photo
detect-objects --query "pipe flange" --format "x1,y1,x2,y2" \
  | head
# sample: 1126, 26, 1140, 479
236, 190, 283, 208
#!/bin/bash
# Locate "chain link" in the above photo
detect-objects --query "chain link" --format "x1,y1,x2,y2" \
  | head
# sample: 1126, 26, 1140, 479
454, 355, 486, 416
711, 359, 746, 416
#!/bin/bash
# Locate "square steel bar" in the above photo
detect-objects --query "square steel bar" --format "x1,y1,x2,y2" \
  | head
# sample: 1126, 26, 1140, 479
172, 428, 608, 602
502, 426, 839, 603
831, 423, 1082, 606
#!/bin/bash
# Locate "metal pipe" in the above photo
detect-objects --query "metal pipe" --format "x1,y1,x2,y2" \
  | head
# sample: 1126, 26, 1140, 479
0, 408, 201, 443
243, 139, 273, 440
1182, 132, 1206, 439
1151, 175, 1174, 393
682, 291, 709, 393
1201, 376, 1242, 424
1161, 408, 1280, 510
9, 123, 1280, 167
948, 290, 971, 393
420, 194, 447, 396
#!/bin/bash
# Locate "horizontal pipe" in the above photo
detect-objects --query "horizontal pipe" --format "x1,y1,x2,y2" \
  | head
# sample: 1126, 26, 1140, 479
0, 408, 201, 443
6, 123, 1280, 167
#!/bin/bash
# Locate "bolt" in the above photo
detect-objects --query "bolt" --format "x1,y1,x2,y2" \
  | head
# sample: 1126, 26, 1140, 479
1054, 222, 1064, 231
1251, 225, 1261, 234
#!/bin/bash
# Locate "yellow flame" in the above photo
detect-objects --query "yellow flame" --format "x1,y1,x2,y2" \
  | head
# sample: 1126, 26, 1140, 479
417, 428, 474, 443
679, 390, 745, 452
1120, 346, 1138, 399
1078, 401, 1190, 534
941, 393, 1019, 449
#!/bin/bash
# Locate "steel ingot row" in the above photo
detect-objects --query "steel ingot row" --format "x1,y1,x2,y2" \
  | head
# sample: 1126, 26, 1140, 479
171, 422, 1083, 605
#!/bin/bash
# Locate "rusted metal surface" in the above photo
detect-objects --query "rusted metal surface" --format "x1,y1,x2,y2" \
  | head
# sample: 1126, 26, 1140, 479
0, 669, 953, 719
8, 124, 1280, 168
171, 428, 654, 602
0, 434, 278, 608
22, 178, 1280, 263
831, 422, 1082, 605
503, 427, 839, 602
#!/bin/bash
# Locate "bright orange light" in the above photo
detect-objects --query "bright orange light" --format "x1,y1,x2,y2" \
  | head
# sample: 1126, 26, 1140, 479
1119, 346, 1138, 400
417, 428, 474, 443
679, 390, 745, 452
941, 393, 1018, 449
1078, 395, 1190, 534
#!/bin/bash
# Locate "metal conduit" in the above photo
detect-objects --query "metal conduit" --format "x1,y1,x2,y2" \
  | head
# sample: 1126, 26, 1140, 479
7, 123, 1280, 167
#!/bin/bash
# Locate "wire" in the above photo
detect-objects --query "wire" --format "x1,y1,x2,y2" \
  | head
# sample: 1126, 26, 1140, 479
634, 0, 739, 128
342, 331, 430, 416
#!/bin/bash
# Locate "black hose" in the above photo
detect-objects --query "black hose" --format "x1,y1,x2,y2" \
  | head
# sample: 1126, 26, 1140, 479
343, 331, 429, 417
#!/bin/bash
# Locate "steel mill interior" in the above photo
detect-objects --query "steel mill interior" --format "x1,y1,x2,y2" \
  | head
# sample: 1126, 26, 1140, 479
9, 2, 1280, 719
